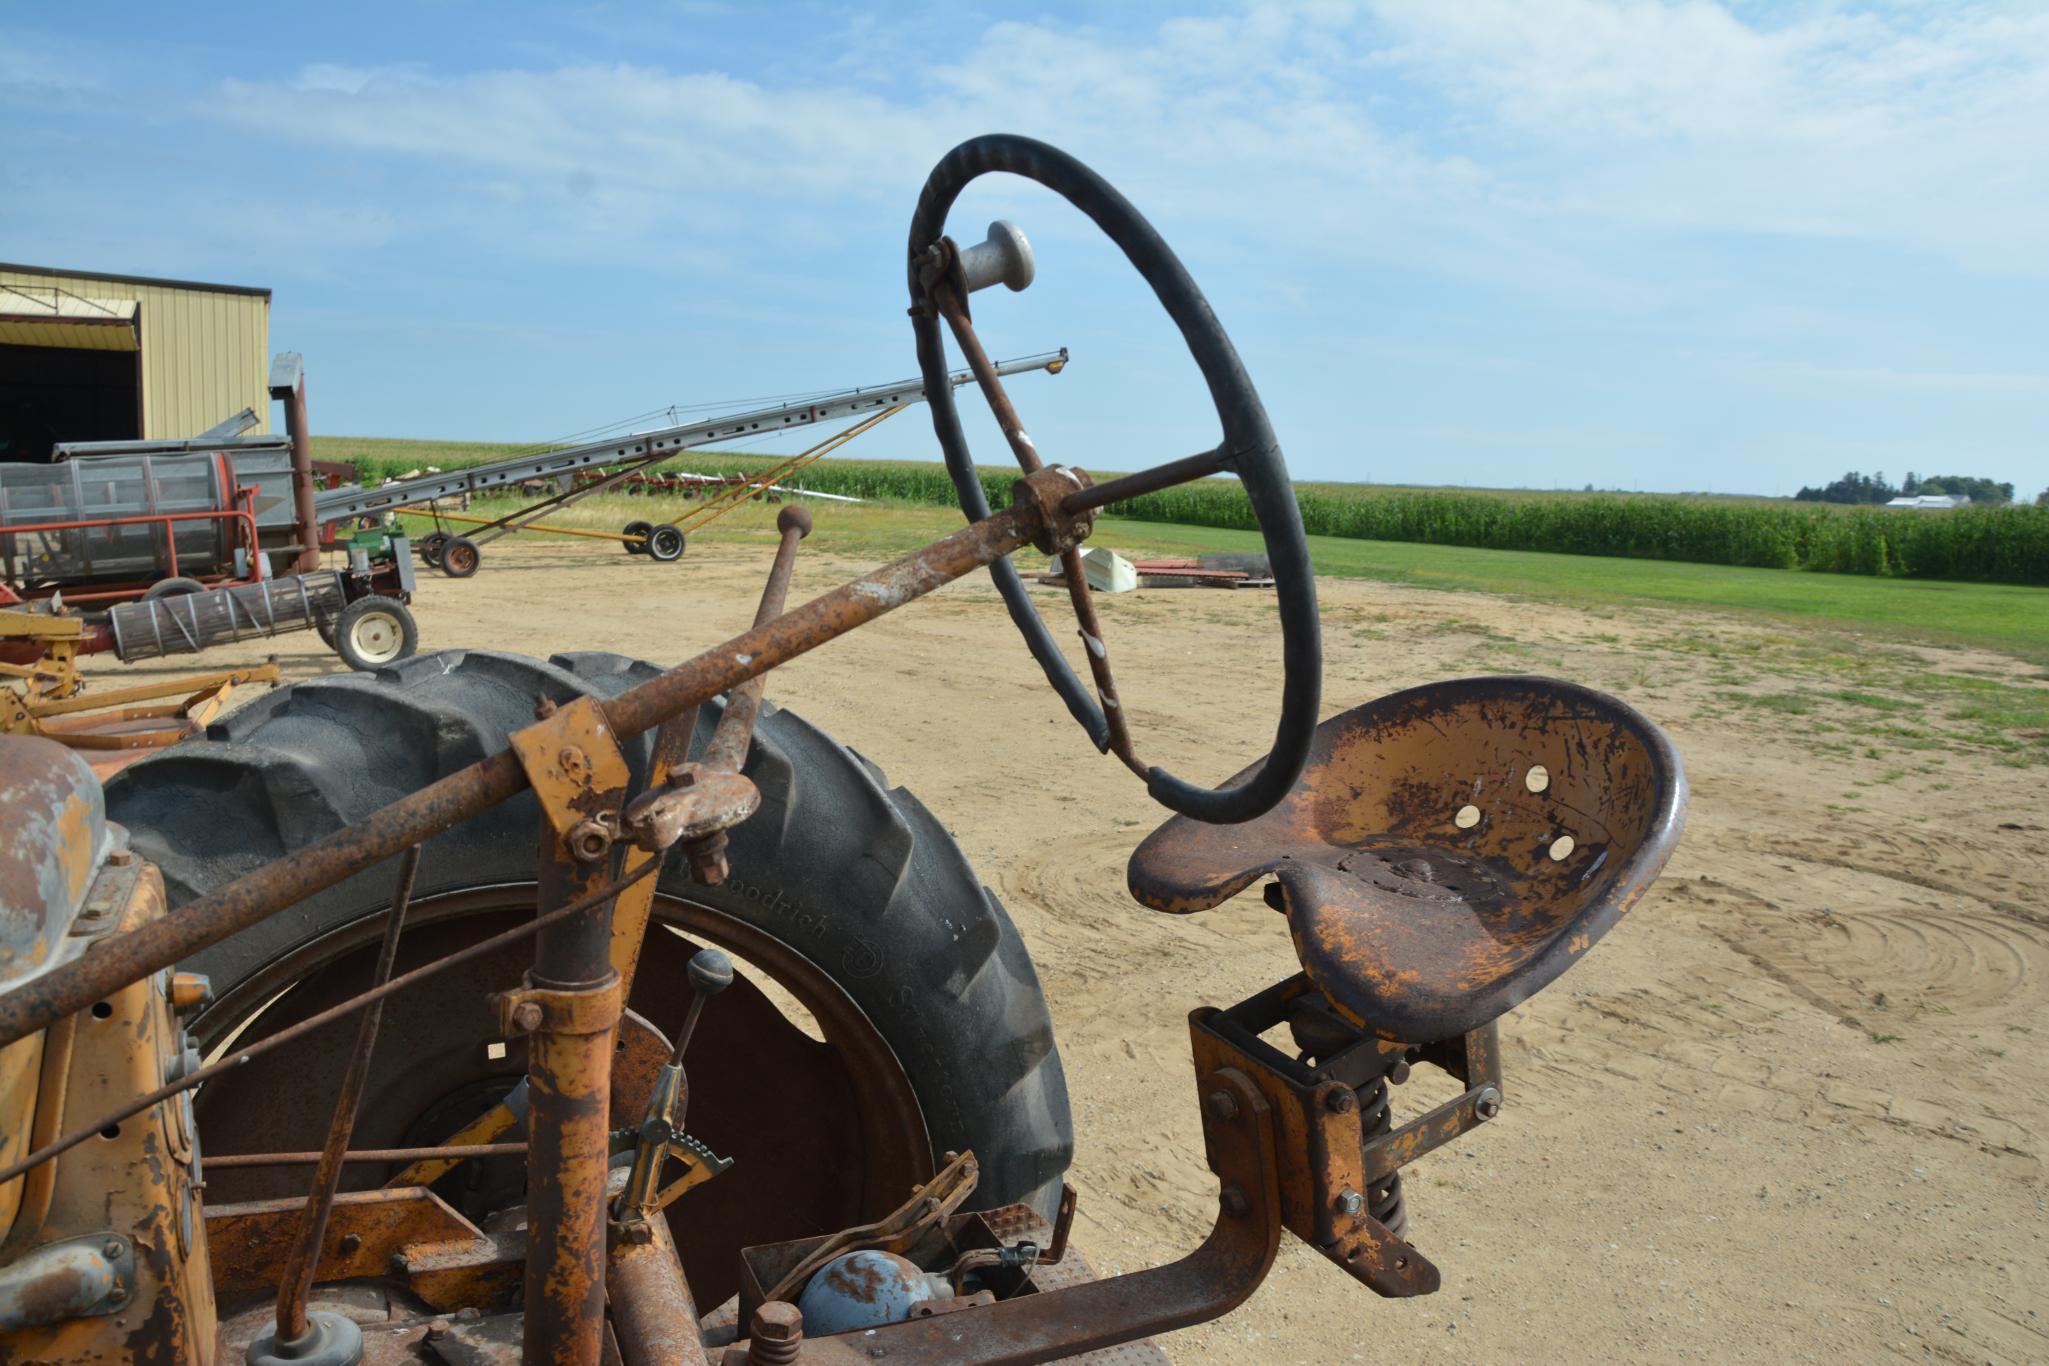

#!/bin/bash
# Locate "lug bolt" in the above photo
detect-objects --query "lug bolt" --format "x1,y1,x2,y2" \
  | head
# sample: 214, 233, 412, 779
1206, 1089, 1239, 1122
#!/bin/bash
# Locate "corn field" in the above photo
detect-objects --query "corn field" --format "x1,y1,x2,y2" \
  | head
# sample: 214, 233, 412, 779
327, 443, 2049, 586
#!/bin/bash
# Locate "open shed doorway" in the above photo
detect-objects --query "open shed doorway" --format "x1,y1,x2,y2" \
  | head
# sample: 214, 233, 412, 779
0, 342, 142, 462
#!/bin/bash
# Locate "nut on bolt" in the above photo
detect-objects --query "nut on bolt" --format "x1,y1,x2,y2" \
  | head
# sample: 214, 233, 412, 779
1206, 1089, 1239, 1122
1474, 1086, 1503, 1121
510, 1001, 544, 1034
1334, 1188, 1365, 1216
749, 1300, 804, 1364
566, 818, 614, 862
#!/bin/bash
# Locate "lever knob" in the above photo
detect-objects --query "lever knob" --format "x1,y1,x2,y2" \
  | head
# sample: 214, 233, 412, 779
687, 948, 734, 998
958, 220, 1035, 294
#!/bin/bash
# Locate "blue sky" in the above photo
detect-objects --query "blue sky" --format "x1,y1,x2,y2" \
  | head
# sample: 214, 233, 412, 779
5, 1, 2045, 496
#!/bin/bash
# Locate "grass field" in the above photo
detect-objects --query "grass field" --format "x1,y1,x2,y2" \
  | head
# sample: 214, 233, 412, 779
392, 490, 2049, 667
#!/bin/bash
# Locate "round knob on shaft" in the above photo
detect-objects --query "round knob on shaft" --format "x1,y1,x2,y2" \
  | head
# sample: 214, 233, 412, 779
777, 505, 813, 538
688, 948, 735, 998
958, 220, 1035, 294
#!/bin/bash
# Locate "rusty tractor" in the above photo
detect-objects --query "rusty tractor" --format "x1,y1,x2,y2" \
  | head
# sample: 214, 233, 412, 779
0, 136, 1686, 1363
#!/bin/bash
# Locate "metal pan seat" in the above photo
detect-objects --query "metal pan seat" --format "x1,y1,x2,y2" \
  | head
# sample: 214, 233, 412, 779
1128, 676, 1687, 1044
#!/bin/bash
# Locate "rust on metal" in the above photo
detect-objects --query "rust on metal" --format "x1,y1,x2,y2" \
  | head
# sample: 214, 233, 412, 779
1129, 675, 1688, 1043
623, 764, 761, 856
760, 1150, 981, 1309
607, 1212, 710, 1365
205, 1187, 516, 1310
202, 1143, 527, 1171
732, 1067, 1282, 1364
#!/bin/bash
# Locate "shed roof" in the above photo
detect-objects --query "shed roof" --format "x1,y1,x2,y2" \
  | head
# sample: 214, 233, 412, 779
0, 262, 270, 299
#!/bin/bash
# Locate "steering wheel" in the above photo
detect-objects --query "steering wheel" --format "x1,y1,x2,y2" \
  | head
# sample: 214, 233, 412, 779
907, 134, 1321, 825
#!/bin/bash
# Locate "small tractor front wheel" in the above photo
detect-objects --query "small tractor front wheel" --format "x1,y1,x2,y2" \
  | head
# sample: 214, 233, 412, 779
332, 595, 419, 670
439, 536, 482, 578
646, 524, 686, 561
622, 520, 653, 554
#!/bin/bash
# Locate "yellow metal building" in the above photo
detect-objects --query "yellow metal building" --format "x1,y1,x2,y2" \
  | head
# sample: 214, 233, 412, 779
0, 264, 271, 460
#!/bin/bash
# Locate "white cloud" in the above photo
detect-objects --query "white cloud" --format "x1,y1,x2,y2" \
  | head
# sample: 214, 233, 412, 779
183, 2, 2049, 295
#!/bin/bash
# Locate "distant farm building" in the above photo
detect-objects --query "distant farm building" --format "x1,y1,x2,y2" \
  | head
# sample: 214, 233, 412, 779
0, 263, 271, 461
1885, 494, 1971, 510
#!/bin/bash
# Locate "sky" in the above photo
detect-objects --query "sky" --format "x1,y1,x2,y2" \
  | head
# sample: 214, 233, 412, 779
5, 1, 2046, 497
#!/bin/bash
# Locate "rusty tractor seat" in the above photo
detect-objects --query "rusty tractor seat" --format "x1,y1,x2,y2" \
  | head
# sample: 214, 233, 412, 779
1128, 676, 1687, 1044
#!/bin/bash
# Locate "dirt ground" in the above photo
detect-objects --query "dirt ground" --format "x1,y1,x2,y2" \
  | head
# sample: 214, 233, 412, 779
91, 540, 2047, 1363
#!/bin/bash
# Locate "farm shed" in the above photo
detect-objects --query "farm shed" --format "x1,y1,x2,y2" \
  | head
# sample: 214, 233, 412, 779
0, 263, 271, 461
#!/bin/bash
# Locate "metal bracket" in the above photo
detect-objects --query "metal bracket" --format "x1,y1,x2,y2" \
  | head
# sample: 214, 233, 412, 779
507, 695, 633, 847
1190, 985, 1443, 1298
0, 1232, 134, 1328
496, 972, 624, 1038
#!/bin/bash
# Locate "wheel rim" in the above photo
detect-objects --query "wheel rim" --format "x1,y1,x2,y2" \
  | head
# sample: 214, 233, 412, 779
349, 611, 405, 664
191, 888, 931, 1309
445, 544, 477, 574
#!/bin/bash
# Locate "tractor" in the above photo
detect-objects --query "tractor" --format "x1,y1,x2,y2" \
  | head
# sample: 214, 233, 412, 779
0, 136, 1685, 1363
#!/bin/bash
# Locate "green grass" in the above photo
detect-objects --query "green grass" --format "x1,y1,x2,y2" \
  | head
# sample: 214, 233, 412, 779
1082, 519, 2049, 664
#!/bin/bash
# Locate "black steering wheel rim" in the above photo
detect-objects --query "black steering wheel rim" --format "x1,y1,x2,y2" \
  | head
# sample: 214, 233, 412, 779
907, 133, 1321, 824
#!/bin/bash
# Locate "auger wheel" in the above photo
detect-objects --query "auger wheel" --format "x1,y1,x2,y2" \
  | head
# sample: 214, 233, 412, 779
105, 649, 1072, 1311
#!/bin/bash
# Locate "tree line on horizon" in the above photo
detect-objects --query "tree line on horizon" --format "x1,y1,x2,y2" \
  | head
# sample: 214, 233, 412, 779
1794, 470, 2019, 506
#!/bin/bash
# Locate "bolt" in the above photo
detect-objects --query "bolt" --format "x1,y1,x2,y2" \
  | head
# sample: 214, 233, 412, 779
511, 1002, 544, 1033
1324, 1087, 1358, 1115
338, 1233, 361, 1255
748, 1300, 804, 1364
106, 848, 133, 867
1474, 1086, 1503, 1121
425, 1319, 451, 1341
1219, 1186, 1250, 1219
534, 697, 558, 720
1206, 1089, 1239, 1122
102, 1239, 123, 1260
687, 835, 729, 886
1335, 1188, 1365, 1217
168, 972, 213, 1010
566, 818, 613, 862
558, 745, 590, 781
388, 1252, 409, 1274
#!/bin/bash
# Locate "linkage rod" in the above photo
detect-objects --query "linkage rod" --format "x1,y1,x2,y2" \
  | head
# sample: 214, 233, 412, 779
274, 845, 420, 1343
0, 502, 1045, 1052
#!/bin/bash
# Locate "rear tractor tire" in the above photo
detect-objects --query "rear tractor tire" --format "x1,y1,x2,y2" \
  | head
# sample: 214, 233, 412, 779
104, 649, 1072, 1308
